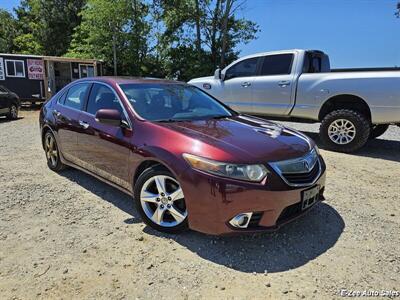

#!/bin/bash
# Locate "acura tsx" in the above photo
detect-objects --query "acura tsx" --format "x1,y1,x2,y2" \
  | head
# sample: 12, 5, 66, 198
39, 77, 326, 235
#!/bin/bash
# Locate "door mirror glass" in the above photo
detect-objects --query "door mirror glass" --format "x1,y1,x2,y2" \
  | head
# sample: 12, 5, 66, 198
95, 109, 122, 127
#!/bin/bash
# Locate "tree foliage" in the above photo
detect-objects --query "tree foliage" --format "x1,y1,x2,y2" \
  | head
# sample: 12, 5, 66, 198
4, 0, 259, 81
396, 2, 400, 18
0, 9, 18, 53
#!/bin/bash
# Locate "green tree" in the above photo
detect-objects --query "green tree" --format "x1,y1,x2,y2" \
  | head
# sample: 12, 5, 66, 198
151, 0, 258, 80
68, 0, 150, 75
13, 0, 85, 55
396, 2, 400, 18
0, 9, 18, 53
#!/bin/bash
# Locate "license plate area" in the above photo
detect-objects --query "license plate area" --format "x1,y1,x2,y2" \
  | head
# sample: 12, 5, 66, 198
301, 185, 320, 210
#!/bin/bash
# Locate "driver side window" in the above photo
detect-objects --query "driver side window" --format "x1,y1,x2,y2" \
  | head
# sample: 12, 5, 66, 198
86, 83, 123, 116
224, 57, 259, 80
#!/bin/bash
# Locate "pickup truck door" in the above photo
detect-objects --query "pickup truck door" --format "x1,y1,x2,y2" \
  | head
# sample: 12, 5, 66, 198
251, 53, 296, 116
220, 57, 260, 114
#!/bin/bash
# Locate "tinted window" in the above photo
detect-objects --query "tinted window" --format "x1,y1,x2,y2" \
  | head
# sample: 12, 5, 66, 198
260, 54, 293, 76
87, 84, 122, 115
64, 83, 90, 110
6, 61, 15, 76
120, 84, 233, 121
225, 57, 259, 80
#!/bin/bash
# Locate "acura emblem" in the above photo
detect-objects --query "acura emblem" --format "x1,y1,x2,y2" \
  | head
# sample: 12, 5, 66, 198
303, 160, 310, 170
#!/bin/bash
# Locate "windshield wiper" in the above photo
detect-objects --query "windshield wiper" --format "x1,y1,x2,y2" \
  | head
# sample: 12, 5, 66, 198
154, 119, 191, 123
209, 115, 230, 120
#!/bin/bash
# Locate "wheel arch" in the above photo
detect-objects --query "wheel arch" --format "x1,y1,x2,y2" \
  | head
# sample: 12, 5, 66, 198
133, 159, 174, 189
318, 94, 371, 121
41, 125, 55, 150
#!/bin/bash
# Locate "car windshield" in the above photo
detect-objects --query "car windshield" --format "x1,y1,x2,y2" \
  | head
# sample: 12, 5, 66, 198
119, 83, 234, 122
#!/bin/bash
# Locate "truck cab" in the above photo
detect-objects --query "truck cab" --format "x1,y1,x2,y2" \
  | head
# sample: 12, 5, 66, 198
189, 49, 400, 153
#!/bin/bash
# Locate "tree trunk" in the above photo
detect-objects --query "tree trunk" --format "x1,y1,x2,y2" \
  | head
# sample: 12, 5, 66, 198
112, 31, 117, 76
220, 0, 232, 68
194, 0, 202, 60
210, 0, 221, 69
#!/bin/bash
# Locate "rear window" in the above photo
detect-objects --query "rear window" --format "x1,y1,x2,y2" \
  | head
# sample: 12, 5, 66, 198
260, 54, 293, 76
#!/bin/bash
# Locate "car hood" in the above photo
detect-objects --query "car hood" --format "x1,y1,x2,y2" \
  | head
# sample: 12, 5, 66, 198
157, 115, 313, 163
188, 76, 214, 83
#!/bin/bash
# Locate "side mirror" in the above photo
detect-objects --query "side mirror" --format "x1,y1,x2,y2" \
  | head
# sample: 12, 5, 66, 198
95, 109, 123, 127
214, 68, 221, 80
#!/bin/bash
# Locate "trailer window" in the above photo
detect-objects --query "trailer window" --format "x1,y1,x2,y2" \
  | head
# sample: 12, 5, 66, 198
5, 60, 25, 78
260, 54, 293, 76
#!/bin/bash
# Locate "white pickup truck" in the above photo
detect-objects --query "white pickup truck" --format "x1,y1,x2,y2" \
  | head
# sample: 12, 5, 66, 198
188, 49, 400, 152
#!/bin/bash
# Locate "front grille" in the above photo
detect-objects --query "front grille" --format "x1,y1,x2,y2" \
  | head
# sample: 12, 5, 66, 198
248, 212, 263, 228
281, 160, 320, 185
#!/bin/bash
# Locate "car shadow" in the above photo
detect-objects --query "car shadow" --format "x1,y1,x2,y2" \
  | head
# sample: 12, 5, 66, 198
60, 168, 142, 225
302, 131, 400, 163
59, 167, 344, 273
143, 202, 344, 273
0, 116, 24, 123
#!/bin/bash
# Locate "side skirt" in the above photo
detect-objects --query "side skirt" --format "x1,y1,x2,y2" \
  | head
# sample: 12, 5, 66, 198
61, 156, 133, 197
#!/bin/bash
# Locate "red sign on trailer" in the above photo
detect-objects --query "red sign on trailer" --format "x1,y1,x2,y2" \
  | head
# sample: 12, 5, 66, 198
27, 59, 44, 80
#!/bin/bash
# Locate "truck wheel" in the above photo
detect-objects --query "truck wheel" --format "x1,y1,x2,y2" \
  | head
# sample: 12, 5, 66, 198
320, 109, 370, 153
369, 124, 389, 140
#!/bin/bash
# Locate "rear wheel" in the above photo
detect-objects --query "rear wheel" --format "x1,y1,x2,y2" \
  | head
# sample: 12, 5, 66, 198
134, 166, 188, 233
43, 131, 66, 172
6, 104, 18, 120
320, 109, 370, 153
369, 124, 389, 140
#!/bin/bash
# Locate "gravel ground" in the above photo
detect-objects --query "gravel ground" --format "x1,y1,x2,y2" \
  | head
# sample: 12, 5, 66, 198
0, 110, 399, 300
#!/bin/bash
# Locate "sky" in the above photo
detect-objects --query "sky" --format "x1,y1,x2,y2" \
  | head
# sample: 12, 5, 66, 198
2, 0, 399, 68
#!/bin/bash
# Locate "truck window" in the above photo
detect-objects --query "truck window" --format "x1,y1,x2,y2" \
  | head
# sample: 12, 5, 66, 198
260, 54, 293, 76
224, 57, 259, 80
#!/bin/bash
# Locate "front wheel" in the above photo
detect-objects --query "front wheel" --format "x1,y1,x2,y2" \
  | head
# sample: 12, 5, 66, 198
6, 104, 18, 120
134, 166, 188, 234
320, 109, 370, 153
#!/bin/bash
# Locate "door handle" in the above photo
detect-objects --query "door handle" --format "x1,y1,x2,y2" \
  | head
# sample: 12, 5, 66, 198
241, 82, 251, 87
53, 110, 61, 117
79, 120, 90, 129
278, 81, 291, 87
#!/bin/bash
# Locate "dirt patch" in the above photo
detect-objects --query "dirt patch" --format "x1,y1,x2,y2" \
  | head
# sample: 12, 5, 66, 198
0, 110, 399, 299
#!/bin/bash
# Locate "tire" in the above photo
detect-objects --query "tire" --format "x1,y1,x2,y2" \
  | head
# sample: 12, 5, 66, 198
369, 124, 389, 140
134, 166, 188, 234
6, 104, 18, 120
43, 131, 66, 172
320, 109, 370, 153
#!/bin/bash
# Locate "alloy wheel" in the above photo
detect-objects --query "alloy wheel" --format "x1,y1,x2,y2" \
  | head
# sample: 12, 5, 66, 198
140, 175, 187, 227
328, 119, 356, 145
10, 105, 18, 119
45, 134, 58, 167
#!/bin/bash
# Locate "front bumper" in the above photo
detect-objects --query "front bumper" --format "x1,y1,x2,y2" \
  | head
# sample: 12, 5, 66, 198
179, 158, 327, 235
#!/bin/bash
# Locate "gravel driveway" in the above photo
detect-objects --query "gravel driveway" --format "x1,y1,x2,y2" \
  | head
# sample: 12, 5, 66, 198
0, 110, 399, 299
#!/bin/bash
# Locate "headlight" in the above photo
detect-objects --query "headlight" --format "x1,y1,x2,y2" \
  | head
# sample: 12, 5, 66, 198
183, 153, 268, 182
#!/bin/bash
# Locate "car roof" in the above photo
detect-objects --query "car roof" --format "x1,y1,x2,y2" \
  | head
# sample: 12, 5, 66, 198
77, 76, 186, 85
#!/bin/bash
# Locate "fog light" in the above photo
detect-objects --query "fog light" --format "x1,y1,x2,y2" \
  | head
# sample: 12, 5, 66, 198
229, 212, 253, 229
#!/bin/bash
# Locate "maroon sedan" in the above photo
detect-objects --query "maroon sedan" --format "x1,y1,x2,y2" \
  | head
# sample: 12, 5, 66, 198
39, 77, 326, 235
